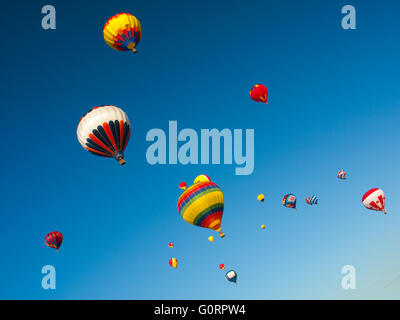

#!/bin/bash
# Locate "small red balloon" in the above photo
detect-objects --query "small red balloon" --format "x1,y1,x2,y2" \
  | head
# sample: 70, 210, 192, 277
250, 84, 268, 104
179, 182, 187, 190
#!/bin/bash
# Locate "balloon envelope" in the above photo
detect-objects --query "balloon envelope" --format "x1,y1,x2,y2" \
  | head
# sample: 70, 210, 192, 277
257, 194, 265, 202
226, 270, 237, 283
194, 174, 211, 184
179, 182, 187, 190
77, 105, 131, 165
362, 188, 386, 213
169, 258, 178, 268
103, 13, 142, 53
282, 194, 296, 209
250, 84, 268, 104
178, 181, 224, 234
337, 170, 347, 180
45, 231, 63, 251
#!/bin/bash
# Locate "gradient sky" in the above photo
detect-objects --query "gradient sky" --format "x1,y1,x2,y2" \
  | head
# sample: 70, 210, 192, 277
1, 0, 400, 299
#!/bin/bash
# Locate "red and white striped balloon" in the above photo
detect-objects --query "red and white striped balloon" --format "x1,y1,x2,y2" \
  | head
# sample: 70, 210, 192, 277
362, 188, 386, 214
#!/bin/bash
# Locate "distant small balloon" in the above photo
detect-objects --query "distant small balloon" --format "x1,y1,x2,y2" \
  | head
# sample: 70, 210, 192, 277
250, 84, 268, 104
219, 232, 225, 238
169, 258, 178, 268
282, 194, 296, 209
219, 264, 225, 270
168, 242, 174, 248
194, 174, 211, 184
362, 188, 386, 214
257, 194, 265, 202
337, 170, 347, 180
226, 270, 237, 283
261, 224, 266, 229
45, 231, 63, 252
179, 182, 187, 190
208, 236, 214, 242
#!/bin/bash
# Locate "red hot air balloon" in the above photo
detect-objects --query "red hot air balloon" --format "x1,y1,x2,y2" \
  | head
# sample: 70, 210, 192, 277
168, 242, 174, 248
362, 188, 386, 214
250, 84, 268, 104
45, 231, 63, 252
219, 264, 225, 270
179, 182, 187, 190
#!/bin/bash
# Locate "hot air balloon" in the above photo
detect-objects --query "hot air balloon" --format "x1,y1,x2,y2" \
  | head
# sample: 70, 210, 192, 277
261, 224, 266, 229
337, 170, 347, 180
306, 195, 318, 205
194, 174, 211, 184
226, 270, 237, 283
282, 194, 296, 209
45, 231, 63, 252
169, 258, 178, 268
362, 188, 386, 214
178, 180, 225, 237
103, 13, 142, 54
168, 242, 174, 248
77, 105, 131, 165
250, 84, 268, 104
219, 264, 225, 270
257, 194, 265, 202
179, 182, 187, 190
208, 236, 214, 242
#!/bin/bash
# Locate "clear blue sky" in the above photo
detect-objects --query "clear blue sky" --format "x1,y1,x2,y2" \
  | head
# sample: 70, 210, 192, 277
1, 0, 400, 299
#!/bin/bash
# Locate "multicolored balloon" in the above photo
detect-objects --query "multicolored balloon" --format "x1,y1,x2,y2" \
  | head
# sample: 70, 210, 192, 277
103, 13, 142, 53
77, 105, 131, 165
306, 195, 318, 205
169, 258, 178, 268
250, 84, 268, 104
282, 194, 296, 209
362, 188, 386, 214
179, 182, 187, 190
194, 174, 211, 184
168, 242, 174, 248
226, 270, 237, 283
45, 231, 63, 252
178, 180, 225, 237
219, 264, 225, 270
257, 194, 265, 202
337, 170, 347, 180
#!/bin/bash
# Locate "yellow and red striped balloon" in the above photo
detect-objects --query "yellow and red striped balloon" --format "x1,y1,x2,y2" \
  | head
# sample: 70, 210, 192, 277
169, 258, 178, 268
178, 180, 225, 237
103, 13, 142, 53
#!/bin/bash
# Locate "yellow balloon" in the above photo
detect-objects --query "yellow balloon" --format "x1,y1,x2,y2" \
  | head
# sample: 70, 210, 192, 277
103, 13, 142, 53
261, 224, 266, 229
194, 174, 211, 184
257, 194, 265, 202
208, 236, 214, 242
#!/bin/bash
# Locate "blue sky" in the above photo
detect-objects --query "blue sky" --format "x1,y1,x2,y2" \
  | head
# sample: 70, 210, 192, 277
1, 0, 400, 299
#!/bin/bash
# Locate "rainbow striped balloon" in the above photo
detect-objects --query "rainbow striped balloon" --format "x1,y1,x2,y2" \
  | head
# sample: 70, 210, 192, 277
177, 181, 224, 235
337, 170, 347, 180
